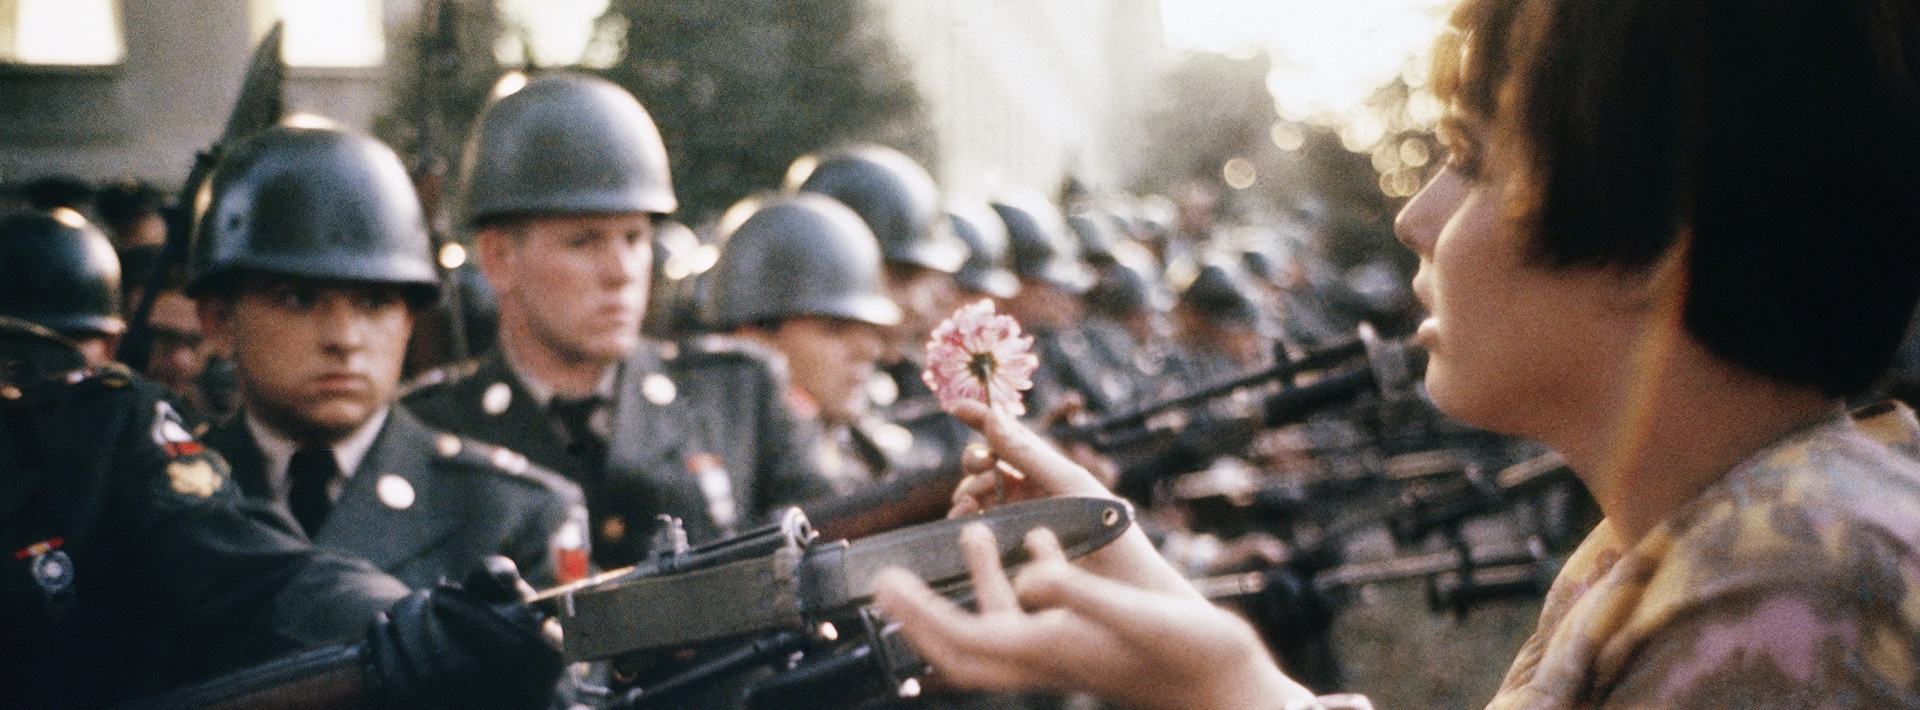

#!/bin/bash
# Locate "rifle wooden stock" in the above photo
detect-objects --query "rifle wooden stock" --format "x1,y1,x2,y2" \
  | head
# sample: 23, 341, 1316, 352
118, 644, 366, 710
802, 460, 964, 541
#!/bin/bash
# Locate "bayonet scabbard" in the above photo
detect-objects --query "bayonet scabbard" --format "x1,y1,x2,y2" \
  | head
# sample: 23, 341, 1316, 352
551, 496, 1133, 661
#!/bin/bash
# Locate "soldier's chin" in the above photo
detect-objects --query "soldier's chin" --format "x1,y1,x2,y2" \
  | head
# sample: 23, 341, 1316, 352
573, 331, 639, 362
286, 400, 380, 442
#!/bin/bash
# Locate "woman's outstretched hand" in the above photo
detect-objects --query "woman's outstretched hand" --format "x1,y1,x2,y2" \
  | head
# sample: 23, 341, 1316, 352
948, 399, 1113, 517
872, 523, 1317, 710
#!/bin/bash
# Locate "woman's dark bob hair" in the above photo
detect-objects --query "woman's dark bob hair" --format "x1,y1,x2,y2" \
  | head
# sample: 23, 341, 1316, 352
1434, 0, 1920, 397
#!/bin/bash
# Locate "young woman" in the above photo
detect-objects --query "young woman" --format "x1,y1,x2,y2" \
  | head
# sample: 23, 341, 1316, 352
873, 0, 1920, 707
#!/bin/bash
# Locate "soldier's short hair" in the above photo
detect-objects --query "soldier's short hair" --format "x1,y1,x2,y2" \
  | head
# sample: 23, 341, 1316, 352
1438, 0, 1920, 396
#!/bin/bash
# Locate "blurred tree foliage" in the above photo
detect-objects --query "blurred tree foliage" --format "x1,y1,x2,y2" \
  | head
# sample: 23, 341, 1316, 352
377, 0, 934, 229
1138, 50, 1414, 272
599, 0, 933, 226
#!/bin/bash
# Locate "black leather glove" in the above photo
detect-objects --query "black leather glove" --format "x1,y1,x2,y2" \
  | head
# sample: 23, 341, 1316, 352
363, 557, 564, 710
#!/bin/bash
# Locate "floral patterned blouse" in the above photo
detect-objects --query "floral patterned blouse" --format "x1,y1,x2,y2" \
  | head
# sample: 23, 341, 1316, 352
1480, 403, 1920, 709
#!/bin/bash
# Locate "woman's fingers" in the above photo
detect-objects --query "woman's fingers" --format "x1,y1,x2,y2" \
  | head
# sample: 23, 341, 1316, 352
1024, 526, 1070, 566
960, 524, 1021, 613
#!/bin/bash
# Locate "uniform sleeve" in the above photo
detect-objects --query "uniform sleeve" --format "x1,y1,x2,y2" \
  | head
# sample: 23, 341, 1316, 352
748, 361, 836, 514
109, 386, 408, 675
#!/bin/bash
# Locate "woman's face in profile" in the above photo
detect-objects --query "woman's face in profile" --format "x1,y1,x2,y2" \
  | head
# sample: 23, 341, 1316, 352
1394, 119, 1644, 438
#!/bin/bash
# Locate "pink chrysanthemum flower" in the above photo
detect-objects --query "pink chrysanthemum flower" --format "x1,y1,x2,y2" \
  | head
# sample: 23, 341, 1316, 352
923, 300, 1040, 416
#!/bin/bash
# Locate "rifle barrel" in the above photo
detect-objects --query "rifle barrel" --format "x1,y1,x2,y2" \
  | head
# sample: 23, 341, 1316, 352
1064, 338, 1368, 441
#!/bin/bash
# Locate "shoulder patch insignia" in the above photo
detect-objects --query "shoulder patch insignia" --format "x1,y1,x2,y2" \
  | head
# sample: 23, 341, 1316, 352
152, 400, 205, 458
167, 458, 223, 498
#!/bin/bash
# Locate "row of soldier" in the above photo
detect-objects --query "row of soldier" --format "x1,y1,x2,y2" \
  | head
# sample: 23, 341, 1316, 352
1, 71, 1390, 708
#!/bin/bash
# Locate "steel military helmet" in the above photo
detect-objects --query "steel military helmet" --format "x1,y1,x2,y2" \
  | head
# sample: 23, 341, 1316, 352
185, 125, 439, 306
1179, 264, 1260, 326
947, 203, 1019, 299
992, 195, 1093, 294
0, 210, 125, 336
794, 145, 966, 274
456, 73, 676, 226
704, 194, 901, 330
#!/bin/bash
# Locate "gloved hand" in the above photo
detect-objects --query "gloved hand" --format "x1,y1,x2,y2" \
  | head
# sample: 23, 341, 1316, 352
363, 556, 564, 710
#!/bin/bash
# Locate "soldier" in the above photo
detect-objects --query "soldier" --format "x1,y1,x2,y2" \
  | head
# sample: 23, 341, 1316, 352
994, 196, 1145, 417
186, 125, 589, 590
705, 195, 935, 495
0, 243, 561, 709
947, 202, 1021, 303
0, 210, 126, 367
404, 73, 830, 566
792, 147, 977, 519
1169, 263, 1271, 383
794, 145, 968, 364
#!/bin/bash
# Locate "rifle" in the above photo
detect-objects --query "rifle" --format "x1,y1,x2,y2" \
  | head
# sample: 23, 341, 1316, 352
400, 0, 473, 374
1057, 325, 1425, 505
122, 496, 1134, 710
119, 24, 285, 370
1061, 324, 1421, 454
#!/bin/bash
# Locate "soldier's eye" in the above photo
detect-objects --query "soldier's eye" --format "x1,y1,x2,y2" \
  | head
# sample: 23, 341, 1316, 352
275, 288, 318, 310
355, 289, 402, 311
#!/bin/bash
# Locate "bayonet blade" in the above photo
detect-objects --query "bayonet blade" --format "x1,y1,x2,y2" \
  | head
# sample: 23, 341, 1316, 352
221, 22, 286, 145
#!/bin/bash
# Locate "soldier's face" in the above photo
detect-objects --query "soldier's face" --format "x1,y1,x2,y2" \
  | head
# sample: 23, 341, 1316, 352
484, 214, 653, 367
882, 263, 959, 358
145, 290, 210, 402
771, 316, 886, 423
199, 276, 412, 445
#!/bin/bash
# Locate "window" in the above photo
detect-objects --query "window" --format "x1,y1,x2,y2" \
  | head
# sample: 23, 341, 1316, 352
250, 0, 385, 68
0, 0, 125, 66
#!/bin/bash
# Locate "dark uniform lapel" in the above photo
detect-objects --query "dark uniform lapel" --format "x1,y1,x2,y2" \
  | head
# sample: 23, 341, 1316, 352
312, 408, 461, 572
201, 416, 272, 500
607, 347, 691, 485
466, 351, 573, 473
606, 348, 720, 538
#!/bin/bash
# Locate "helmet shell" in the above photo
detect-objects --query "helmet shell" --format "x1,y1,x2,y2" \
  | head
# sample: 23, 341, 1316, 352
187, 126, 438, 305
704, 194, 901, 330
796, 144, 965, 274
947, 203, 1019, 299
456, 73, 677, 226
992, 196, 1093, 294
0, 210, 124, 336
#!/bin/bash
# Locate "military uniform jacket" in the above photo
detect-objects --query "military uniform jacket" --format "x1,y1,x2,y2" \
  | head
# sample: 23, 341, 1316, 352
205, 405, 588, 590
1, 365, 410, 708
402, 342, 832, 567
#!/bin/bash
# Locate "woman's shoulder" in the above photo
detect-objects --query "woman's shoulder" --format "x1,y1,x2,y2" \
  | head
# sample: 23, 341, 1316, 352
1580, 409, 1920, 705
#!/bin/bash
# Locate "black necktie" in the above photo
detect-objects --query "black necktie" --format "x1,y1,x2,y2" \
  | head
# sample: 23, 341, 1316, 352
549, 396, 608, 478
287, 448, 338, 537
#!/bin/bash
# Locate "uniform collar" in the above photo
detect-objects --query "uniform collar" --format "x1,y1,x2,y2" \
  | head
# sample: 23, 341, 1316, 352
245, 406, 390, 503
501, 348, 618, 409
